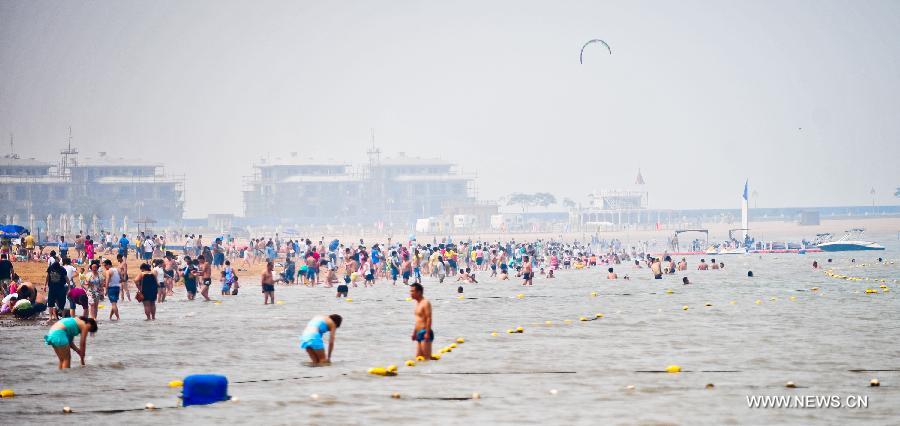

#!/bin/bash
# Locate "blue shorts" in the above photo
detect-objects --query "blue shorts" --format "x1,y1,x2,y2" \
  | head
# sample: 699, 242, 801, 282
402, 271, 411, 280
414, 329, 434, 342
306, 269, 316, 279
107, 287, 121, 303
300, 333, 324, 350
143, 252, 152, 260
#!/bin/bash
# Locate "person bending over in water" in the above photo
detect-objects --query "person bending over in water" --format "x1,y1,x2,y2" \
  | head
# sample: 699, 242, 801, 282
410, 283, 433, 359
300, 314, 342, 365
45, 315, 97, 369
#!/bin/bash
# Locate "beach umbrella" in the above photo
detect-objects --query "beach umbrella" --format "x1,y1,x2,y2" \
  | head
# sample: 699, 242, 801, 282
0, 224, 29, 238
329, 239, 340, 251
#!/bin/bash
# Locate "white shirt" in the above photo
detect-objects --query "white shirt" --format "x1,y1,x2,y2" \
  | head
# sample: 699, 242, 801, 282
63, 264, 77, 283
143, 239, 154, 253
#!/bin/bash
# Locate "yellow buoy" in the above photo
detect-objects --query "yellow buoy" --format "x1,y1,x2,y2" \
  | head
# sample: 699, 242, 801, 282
595, 313, 604, 318
704, 303, 712, 307
590, 291, 598, 297
579, 316, 588, 321
516, 293, 524, 299
456, 337, 465, 344
563, 319, 572, 324
63, 406, 72, 413
416, 355, 426, 362
516, 326, 524, 333
405, 360, 416, 367
145, 403, 156, 410
214, 301, 222, 305
705, 383, 715, 389
789, 296, 796, 301
666, 365, 681, 373
387, 365, 398, 373
346, 298, 353, 302
405, 297, 412, 301
472, 392, 481, 399
682, 305, 689, 311
167, 380, 183, 388
0, 389, 14, 398
431, 353, 441, 360
811, 287, 819, 291
755, 300, 762, 305
458, 295, 465, 300
665, 289, 674, 294
391, 392, 401, 399
276, 301, 284, 305
770, 297, 777, 301
865, 288, 878, 294
785, 381, 796, 388
450, 343, 458, 349
870, 378, 880, 387
490, 332, 498, 337
506, 329, 514, 334
368, 367, 396, 376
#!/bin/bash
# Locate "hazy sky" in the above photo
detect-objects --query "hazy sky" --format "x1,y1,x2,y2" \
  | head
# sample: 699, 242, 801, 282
2, 0, 899, 217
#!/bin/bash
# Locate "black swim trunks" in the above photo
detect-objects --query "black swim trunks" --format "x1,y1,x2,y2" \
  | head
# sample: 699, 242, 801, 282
262, 284, 275, 293
202, 278, 212, 286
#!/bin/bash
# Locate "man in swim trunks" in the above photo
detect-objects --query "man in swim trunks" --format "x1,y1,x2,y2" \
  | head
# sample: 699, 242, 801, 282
198, 255, 212, 301
261, 261, 276, 304
400, 254, 412, 285
521, 255, 533, 286
410, 283, 433, 359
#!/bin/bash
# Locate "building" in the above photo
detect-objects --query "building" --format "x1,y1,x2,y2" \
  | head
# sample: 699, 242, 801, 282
0, 147, 184, 237
242, 149, 475, 226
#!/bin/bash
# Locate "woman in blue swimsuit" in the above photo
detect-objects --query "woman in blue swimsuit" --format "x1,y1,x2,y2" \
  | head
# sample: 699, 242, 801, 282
300, 314, 342, 365
44, 316, 98, 369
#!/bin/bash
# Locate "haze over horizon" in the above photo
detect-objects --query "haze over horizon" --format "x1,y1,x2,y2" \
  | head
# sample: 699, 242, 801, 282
2, 0, 899, 218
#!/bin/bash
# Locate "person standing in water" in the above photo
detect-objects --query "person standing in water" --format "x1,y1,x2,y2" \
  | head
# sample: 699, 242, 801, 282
521, 255, 534, 286
136, 263, 158, 320
103, 259, 122, 321
44, 316, 97, 369
261, 261, 276, 304
198, 255, 212, 301
410, 283, 433, 359
300, 314, 342, 364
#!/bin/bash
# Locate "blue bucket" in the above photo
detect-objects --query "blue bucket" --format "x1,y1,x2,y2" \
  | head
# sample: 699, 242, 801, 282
182, 374, 230, 407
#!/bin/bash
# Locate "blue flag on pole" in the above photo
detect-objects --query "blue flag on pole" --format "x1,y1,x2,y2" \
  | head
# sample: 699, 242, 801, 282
742, 180, 749, 201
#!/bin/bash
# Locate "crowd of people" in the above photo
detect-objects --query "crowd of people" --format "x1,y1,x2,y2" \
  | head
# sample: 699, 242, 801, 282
1, 229, 733, 369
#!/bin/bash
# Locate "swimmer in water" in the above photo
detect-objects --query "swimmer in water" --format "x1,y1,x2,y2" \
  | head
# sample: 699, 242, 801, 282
45, 316, 98, 369
682, 277, 690, 285
300, 314, 342, 365
607, 267, 618, 279
410, 283, 433, 359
